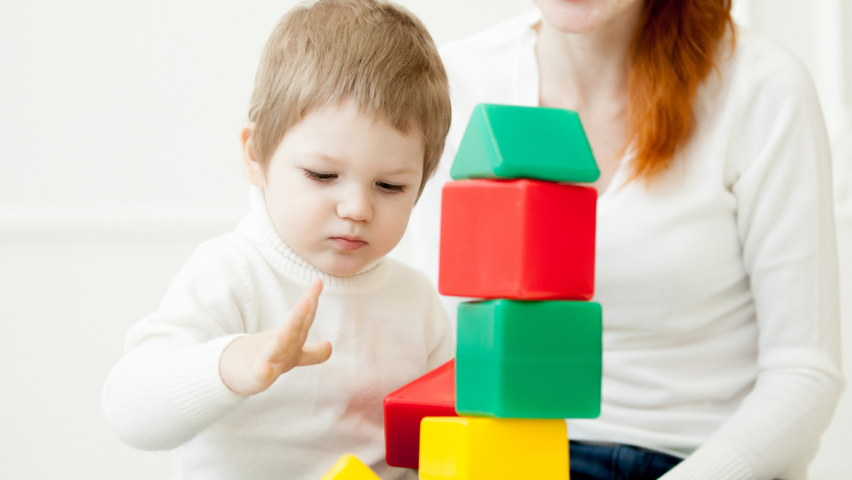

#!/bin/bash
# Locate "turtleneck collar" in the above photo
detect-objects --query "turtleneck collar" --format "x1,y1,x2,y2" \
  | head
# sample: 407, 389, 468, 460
236, 186, 390, 294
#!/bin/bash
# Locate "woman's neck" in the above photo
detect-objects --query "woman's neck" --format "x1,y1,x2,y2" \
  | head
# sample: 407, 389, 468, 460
535, 4, 642, 109
534, 3, 644, 195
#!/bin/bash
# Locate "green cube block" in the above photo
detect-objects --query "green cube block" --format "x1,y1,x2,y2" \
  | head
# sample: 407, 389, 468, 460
456, 299, 602, 419
450, 104, 600, 183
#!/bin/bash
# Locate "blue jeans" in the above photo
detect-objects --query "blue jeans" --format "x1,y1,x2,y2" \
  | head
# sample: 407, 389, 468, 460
570, 441, 682, 480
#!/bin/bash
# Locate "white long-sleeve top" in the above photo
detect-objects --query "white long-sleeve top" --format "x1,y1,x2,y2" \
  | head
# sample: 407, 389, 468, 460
103, 187, 454, 480
408, 11, 844, 480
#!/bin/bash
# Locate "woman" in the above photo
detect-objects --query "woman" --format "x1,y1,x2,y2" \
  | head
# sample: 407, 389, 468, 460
409, 0, 844, 479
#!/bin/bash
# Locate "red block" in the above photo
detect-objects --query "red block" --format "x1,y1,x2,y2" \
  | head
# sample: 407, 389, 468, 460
439, 179, 596, 300
383, 360, 457, 469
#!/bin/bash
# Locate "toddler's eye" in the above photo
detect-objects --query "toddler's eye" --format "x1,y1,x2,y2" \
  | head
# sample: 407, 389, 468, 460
304, 169, 337, 182
377, 182, 406, 193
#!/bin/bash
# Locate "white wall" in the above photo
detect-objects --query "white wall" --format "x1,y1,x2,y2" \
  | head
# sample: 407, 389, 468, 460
0, 2, 533, 479
0, 1, 849, 479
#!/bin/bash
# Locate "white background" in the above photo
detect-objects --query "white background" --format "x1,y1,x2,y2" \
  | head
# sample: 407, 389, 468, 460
1, 1, 850, 478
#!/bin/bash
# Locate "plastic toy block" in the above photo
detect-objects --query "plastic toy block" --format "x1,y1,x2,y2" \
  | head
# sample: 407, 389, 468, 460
456, 299, 602, 418
319, 454, 380, 480
450, 103, 599, 183
439, 179, 596, 300
383, 360, 458, 469
419, 417, 569, 480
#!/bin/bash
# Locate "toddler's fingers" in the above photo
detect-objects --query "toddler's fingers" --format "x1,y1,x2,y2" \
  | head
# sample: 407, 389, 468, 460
264, 297, 310, 362
263, 278, 323, 365
305, 277, 323, 303
294, 278, 323, 343
299, 340, 332, 366
299, 294, 321, 344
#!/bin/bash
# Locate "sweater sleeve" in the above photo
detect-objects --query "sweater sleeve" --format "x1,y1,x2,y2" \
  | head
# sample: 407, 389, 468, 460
102, 239, 253, 451
660, 41, 845, 480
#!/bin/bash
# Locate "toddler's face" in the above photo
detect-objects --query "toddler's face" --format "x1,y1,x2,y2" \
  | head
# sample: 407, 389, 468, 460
244, 100, 424, 276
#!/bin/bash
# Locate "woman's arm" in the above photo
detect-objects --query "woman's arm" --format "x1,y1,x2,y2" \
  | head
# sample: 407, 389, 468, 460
661, 41, 844, 480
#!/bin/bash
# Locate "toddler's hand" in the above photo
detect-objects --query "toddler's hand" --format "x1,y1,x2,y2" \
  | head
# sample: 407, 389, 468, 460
219, 277, 332, 396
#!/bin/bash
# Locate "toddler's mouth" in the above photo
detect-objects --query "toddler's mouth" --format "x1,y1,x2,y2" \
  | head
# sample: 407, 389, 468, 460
330, 236, 368, 251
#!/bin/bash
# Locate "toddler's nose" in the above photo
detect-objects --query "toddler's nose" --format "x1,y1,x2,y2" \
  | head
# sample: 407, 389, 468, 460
336, 187, 373, 222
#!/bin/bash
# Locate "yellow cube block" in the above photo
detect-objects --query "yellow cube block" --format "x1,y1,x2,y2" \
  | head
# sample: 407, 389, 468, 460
419, 417, 569, 480
319, 454, 381, 480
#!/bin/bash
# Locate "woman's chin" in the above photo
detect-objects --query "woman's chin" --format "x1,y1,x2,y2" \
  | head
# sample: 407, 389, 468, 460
535, 0, 641, 35
541, 10, 605, 34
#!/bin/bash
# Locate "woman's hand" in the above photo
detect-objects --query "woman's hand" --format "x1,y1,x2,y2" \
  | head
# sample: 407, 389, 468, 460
219, 277, 332, 396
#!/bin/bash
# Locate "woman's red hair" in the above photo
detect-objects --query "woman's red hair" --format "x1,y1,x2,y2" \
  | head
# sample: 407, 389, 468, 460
626, 0, 734, 180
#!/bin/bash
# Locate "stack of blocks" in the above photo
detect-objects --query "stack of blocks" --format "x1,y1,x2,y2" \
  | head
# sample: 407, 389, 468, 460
322, 105, 602, 479
381, 104, 604, 480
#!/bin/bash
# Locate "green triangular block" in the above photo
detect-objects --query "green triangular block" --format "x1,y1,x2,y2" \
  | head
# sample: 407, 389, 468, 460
450, 104, 600, 182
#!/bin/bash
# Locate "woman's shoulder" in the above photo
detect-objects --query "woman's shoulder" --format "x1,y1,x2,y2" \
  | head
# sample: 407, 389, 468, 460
710, 26, 829, 188
729, 25, 817, 98
694, 25, 822, 157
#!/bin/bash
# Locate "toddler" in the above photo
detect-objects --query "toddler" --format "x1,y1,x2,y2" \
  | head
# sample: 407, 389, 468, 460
102, 1, 453, 479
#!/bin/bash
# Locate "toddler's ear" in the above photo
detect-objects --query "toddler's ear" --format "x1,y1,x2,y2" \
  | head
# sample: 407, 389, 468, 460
241, 124, 265, 187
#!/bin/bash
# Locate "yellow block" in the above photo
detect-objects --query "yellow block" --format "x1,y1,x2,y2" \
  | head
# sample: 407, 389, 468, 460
419, 417, 569, 480
319, 454, 381, 480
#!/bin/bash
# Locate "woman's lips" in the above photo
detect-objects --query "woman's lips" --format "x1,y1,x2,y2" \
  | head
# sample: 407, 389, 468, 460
331, 237, 368, 251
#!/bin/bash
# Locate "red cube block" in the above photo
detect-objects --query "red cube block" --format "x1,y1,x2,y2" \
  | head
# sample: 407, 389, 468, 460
439, 179, 596, 300
383, 360, 457, 469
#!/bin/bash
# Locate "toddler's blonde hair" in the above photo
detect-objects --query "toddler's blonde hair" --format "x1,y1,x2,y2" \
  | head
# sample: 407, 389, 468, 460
248, 0, 451, 197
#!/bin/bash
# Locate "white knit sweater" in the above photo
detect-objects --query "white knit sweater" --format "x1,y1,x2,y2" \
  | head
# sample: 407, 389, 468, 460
103, 187, 454, 480
409, 11, 844, 480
